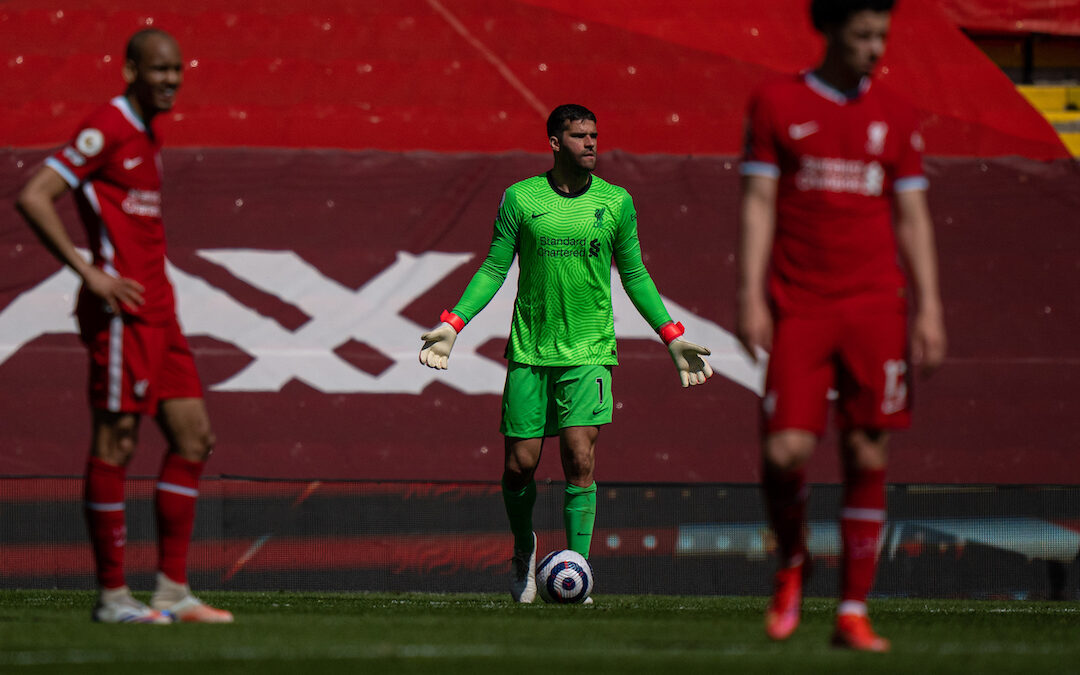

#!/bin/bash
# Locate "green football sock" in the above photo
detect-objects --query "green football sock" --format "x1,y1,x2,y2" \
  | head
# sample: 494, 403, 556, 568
564, 482, 597, 558
502, 479, 537, 554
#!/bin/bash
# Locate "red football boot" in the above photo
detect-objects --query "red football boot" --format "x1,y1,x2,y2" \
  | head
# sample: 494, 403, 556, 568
832, 613, 890, 652
765, 562, 804, 641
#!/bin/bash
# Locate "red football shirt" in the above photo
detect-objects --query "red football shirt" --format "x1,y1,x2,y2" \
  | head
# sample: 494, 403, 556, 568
46, 95, 175, 325
741, 72, 927, 315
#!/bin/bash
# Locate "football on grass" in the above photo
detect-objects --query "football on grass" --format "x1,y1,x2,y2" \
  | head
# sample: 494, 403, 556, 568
536, 549, 593, 604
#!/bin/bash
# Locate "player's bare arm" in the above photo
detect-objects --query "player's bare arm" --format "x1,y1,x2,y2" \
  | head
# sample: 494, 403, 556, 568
16, 166, 145, 315
894, 189, 946, 375
736, 174, 778, 362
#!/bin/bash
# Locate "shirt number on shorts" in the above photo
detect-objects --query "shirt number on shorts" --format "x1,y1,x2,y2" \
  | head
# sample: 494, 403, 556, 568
596, 377, 604, 403
881, 359, 908, 415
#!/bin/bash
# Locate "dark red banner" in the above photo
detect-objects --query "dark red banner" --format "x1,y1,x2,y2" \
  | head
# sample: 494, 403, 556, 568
2, 150, 1079, 484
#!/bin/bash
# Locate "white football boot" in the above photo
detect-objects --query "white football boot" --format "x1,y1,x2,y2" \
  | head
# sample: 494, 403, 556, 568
92, 586, 173, 624
151, 573, 234, 623
509, 532, 538, 603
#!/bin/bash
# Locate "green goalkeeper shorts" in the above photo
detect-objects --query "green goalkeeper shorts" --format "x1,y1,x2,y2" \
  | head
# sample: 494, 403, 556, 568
500, 362, 613, 438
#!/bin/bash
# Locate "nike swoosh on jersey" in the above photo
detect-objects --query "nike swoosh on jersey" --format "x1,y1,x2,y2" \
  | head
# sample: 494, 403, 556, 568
531, 212, 550, 219
788, 121, 820, 140
122, 157, 144, 170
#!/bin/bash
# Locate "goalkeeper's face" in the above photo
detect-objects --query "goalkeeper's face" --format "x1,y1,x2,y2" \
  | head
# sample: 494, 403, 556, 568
831, 9, 891, 79
551, 119, 598, 173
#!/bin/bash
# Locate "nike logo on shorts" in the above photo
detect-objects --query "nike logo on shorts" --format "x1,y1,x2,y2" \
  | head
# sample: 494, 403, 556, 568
123, 157, 144, 170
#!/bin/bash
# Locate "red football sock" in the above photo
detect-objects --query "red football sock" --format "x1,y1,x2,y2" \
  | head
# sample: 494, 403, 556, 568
762, 464, 808, 567
84, 457, 127, 590
840, 467, 886, 605
155, 453, 204, 585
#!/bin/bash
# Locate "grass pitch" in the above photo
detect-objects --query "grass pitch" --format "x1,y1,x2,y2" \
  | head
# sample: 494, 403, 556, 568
0, 591, 1077, 674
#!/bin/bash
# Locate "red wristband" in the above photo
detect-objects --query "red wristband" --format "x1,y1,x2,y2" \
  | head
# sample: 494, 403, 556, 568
440, 310, 465, 333
658, 321, 685, 345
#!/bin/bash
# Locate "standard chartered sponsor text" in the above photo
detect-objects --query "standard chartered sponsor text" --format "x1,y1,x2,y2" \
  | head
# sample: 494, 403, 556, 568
536, 235, 587, 257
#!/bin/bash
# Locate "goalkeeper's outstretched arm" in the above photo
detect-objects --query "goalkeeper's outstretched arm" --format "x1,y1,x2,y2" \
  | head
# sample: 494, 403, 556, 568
613, 202, 713, 387
419, 197, 518, 370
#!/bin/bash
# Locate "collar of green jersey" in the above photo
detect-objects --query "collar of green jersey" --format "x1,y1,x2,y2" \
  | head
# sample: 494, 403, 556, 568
545, 171, 593, 199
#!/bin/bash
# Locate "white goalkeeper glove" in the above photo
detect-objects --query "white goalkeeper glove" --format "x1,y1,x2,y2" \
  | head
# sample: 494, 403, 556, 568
419, 310, 464, 370
659, 321, 714, 387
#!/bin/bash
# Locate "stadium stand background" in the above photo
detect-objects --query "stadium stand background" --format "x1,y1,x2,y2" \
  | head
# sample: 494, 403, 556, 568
1, 0, 1079, 598
942, 0, 1080, 154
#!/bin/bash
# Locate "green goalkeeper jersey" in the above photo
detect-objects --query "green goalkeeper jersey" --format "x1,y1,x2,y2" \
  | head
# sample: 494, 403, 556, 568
451, 171, 673, 366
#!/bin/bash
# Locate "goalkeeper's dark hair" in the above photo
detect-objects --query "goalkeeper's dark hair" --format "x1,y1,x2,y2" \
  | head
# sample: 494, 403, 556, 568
810, 0, 896, 32
546, 104, 597, 138
125, 28, 176, 64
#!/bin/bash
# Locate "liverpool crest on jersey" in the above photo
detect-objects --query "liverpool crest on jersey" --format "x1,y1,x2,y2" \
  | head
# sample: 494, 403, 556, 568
866, 122, 888, 155
594, 207, 607, 227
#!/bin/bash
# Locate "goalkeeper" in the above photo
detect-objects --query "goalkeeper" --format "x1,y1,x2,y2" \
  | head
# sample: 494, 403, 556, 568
418, 104, 713, 603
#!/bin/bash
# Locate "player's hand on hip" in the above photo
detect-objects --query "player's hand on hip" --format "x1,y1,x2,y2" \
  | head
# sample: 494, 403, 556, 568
735, 296, 773, 362
419, 322, 458, 370
668, 338, 714, 387
84, 266, 145, 315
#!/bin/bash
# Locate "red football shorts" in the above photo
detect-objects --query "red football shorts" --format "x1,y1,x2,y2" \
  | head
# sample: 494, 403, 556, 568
762, 310, 911, 435
78, 305, 203, 416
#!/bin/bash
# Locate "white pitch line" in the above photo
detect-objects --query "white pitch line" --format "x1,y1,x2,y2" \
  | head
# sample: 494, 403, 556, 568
426, 0, 548, 118
911, 606, 1080, 614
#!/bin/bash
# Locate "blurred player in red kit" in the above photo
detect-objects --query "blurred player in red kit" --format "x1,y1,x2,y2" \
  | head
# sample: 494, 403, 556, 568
737, 0, 946, 652
16, 29, 232, 624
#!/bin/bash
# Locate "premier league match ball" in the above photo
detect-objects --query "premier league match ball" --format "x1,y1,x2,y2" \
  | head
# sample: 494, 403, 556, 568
536, 549, 593, 604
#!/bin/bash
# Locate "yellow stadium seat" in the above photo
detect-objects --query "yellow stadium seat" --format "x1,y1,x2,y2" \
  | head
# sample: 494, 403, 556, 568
1044, 111, 1080, 124
1067, 87, 1080, 111
1017, 85, 1067, 112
